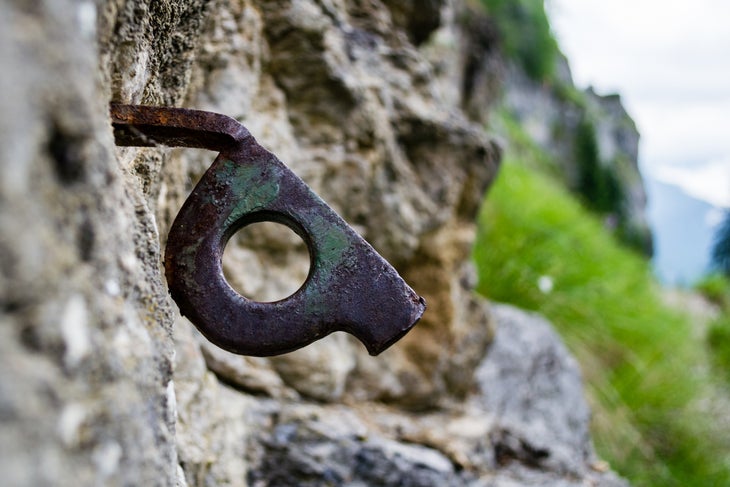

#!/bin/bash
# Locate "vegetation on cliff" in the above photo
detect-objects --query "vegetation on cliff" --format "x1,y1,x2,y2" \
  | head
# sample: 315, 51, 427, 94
478, 0, 558, 82
478, 0, 651, 255
474, 1, 730, 482
473, 113, 730, 484
697, 273, 730, 385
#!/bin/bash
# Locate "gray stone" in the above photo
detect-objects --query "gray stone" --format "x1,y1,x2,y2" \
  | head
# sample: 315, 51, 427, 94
501, 57, 652, 254
474, 304, 629, 486
177, 0, 501, 407
0, 0, 629, 486
247, 403, 475, 487
1, 0, 180, 483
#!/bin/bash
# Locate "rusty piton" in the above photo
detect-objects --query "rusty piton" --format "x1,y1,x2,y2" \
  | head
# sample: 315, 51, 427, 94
109, 103, 425, 356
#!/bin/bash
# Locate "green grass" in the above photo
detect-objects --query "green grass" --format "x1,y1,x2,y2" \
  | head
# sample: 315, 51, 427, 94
696, 273, 730, 310
696, 274, 730, 386
473, 159, 730, 484
708, 316, 730, 384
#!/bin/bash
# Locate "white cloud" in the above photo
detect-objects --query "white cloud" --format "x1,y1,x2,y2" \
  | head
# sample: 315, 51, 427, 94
547, 0, 730, 209
705, 207, 726, 228
651, 159, 730, 208
636, 99, 730, 168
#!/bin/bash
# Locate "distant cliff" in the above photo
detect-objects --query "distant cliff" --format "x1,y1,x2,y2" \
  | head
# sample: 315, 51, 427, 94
502, 59, 652, 254
472, 0, 651, 254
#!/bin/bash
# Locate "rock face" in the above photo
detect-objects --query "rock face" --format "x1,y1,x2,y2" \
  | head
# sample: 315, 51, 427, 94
582, 87, 651, 253
502, 59, 652, 254
242, 305, 627, 487
0, 0, 626, 486
169, 0, 501, 410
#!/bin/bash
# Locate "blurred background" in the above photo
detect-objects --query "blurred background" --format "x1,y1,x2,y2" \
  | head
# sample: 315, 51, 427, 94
548, 0, 730, 286
473, 0, 730, 483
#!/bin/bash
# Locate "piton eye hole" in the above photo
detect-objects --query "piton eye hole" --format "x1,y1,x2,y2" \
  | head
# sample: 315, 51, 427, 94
222, 220, 311, 303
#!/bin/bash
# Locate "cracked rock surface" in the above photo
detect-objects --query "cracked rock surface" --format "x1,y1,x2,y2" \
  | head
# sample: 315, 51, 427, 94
0, 0, 626, 485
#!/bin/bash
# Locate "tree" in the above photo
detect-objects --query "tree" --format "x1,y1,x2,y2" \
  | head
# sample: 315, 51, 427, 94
712, 211, 730, 276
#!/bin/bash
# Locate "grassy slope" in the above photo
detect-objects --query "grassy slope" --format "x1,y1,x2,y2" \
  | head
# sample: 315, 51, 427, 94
699, 274, 730, 385
473, 139, 730, 483
474, 1, 729, 481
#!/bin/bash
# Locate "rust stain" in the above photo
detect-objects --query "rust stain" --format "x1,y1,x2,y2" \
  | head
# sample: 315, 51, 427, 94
110, 104, 425, 356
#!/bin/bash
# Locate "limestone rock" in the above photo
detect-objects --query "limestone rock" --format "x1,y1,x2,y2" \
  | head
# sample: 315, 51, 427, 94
1, 1, 179, 484
475, 304, 626, 484
583, 87, 652, 253
199, 337, 299, 400
247, 403, 470, 486
243, 305, 628, 486
175, 0, 500, 407
501, 58, 652, 254
174, 319, 257, 487
0, 0, 628, 486
269, 332, 357, 402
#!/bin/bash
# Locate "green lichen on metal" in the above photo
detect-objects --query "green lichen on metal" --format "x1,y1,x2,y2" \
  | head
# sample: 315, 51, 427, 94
220, 158, 281, 228
113, 103, 424, 356
310, 213, 351, 273
302, 213, 354, 316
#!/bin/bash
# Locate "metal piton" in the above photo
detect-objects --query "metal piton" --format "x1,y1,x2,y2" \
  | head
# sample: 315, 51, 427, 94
110, 103, 425, 356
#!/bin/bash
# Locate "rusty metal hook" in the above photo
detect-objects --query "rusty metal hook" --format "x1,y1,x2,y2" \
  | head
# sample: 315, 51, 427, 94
110, 104, 425, 356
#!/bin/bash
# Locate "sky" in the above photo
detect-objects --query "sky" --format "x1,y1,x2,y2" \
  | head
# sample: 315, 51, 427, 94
546, 0, 730, 208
